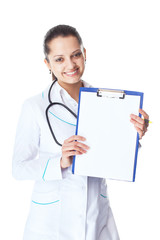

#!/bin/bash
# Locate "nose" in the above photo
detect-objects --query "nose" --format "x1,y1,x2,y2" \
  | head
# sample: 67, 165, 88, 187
65, 57, 76, 70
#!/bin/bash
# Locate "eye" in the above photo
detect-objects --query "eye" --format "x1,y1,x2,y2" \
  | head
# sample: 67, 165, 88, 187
73, 52, 82, 58
55, 57, 63, 62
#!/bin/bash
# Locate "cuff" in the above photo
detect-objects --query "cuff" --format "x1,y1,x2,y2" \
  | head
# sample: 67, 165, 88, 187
138, 141, 142, 148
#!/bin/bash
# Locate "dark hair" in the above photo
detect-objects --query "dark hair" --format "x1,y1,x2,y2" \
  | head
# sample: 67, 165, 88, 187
44, 24, 83, 62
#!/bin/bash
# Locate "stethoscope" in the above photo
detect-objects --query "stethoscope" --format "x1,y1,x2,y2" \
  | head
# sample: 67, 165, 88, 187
45, 79, 77, 146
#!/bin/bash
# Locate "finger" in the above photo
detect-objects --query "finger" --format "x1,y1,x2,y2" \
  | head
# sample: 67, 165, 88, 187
139, 109, 149, 119
63, 145, 87, 154
76, 142, 90, 150
63, 143, 89, 155
130, 117, 145, 129
139, 109, 150, 128
65, 150, 84, 157
63, 141, 90, 150
64, 135, 86, 144
134, 126, 145, 139
130, 114, 144, 125
130, 119, 147, 135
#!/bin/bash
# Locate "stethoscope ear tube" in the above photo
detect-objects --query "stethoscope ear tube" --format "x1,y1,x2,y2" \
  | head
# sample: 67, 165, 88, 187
48, 79, 57, 104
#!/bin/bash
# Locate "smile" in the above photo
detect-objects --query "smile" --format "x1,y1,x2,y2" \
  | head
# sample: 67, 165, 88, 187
64, 68, 79, 77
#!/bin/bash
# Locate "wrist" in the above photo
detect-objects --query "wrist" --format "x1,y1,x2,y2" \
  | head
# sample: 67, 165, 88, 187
60, 157, 66, 169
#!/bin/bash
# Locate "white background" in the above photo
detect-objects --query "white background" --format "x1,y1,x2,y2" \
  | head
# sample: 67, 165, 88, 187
0, 0, 159, 239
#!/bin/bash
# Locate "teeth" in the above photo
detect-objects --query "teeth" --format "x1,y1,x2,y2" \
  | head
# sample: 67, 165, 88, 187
66, 69, 77, 75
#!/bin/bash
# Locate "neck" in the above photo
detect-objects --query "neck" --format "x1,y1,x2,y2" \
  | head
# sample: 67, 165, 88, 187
58, 80, 83, 103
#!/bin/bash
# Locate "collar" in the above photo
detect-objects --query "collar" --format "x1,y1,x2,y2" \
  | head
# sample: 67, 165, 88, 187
58, 80, 92, 102
44, 80, 92, 104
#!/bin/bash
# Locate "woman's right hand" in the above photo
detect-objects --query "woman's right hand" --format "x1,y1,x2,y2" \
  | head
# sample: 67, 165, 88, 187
60, 135, 90, 169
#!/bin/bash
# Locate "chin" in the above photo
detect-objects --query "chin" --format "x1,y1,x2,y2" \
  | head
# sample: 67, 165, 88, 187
62, 76, 82, 85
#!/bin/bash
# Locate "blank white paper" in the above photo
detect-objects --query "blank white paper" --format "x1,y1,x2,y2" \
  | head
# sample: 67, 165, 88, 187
74, 90, 141, 181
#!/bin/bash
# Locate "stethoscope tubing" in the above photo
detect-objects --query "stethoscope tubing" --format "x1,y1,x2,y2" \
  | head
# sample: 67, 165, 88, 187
45, 79, 77, 146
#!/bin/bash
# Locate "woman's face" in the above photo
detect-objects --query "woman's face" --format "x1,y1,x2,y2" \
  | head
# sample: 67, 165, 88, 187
45, 36, 86, 86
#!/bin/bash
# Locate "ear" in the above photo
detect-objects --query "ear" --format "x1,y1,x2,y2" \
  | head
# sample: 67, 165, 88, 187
44, 58, 51, 70
83, 48, 86, 61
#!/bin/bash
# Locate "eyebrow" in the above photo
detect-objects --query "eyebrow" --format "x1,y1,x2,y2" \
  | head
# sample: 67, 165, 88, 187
53, 49, 81, 57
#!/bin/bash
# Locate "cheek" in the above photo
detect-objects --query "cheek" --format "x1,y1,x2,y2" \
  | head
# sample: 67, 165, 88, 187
80, 60, 85, 72
78, 58, 85, 68
52, 64, 64, 74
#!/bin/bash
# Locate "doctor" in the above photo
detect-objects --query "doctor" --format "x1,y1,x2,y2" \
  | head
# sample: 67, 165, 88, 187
12, 25, 149, 240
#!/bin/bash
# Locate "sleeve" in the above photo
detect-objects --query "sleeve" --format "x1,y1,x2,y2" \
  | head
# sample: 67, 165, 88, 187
12, 99, 63, 181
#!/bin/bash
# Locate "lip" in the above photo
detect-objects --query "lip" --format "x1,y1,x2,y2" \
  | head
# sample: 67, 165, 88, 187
64, 68, 79, 77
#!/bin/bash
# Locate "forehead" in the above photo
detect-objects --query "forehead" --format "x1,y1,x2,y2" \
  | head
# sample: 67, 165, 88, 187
48, 36, 81, 55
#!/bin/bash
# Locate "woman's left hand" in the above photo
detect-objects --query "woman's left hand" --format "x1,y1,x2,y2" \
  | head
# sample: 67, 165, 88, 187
130, 109, 149, 139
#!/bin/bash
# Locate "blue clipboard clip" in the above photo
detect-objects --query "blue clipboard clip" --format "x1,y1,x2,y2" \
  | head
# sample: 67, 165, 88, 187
97, 89, 125, 99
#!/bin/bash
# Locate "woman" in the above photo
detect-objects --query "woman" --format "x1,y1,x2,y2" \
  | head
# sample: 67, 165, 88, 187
12, 25, 149, 240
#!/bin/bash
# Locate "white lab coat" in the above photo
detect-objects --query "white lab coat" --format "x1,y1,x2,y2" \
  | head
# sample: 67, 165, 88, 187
12, 80, 120, 240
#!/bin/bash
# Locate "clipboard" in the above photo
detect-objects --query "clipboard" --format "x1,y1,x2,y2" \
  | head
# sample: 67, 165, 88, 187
72, 87, 144, 182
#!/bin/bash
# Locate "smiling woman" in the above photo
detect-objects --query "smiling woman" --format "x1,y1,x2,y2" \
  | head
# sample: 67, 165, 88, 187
44, 25, 86, 82
12, 24, 149, 240
43, 25, 87, 103
44, 35, 86, 88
